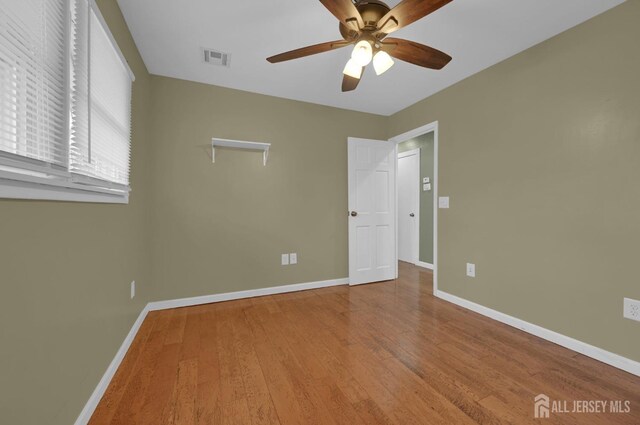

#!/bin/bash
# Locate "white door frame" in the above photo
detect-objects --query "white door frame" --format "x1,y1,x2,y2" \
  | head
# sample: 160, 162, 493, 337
397, 148, 421, 265
389, 121, 439, 293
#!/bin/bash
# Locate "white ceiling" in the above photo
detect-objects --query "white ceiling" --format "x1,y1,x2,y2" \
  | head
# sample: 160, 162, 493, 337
117, 0, 624, 116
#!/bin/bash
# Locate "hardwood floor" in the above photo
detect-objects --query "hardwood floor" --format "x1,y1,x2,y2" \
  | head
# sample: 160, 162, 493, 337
90, 263, 640, 424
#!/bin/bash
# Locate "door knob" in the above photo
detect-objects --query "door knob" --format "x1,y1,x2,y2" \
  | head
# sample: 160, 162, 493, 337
350, 211, 358, 217
409, 213, 415, 217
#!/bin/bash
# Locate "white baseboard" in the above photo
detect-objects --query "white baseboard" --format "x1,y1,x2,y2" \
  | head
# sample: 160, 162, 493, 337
74, 305, 150, 425
435, 289, 640, 377
147, 277, 349, 311
416, 261, 434, 270
75, 277, 348, 424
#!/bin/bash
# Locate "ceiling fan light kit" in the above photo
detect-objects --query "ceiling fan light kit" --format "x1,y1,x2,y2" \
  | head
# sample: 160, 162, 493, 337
373, 50, 394, 75
267, 0, 454, 92
352, 39, 374, 66
343, 58, 364, 79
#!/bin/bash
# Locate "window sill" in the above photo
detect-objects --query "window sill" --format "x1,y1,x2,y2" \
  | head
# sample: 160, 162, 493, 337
0, 178, 129, 204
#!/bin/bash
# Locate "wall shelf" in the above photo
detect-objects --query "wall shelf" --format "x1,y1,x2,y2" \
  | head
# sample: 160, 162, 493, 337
211, 138, 270, 166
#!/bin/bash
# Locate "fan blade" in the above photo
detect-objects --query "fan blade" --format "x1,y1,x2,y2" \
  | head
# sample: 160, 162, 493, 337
342, 67, 364, 92
377, 0, 453, 34
267, 40, 351, 63
382, 38, 452, 70
320, 0, 364, 30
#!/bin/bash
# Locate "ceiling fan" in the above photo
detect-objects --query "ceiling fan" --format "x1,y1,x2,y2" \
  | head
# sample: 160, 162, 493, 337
267, 0, 454, 92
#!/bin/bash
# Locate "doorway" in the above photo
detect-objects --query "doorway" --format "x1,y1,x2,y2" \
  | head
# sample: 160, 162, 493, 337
396, 131, 435, 270
347, 122, 438, 292
391, 121, 439, 292
397, 149, 420, 264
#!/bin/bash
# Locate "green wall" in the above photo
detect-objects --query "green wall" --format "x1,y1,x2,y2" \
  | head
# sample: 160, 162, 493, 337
388, 0, 640, 362
0, 1, 153, 424
398, 133, 435, 264
147, 76, 387, 300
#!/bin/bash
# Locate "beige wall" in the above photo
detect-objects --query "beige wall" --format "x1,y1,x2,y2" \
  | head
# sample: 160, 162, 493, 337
0, 1, 153, 424
147, 76, 387, 300
388, 0, 640, 362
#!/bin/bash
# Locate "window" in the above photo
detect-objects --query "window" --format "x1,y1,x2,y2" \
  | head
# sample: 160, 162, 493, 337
0, 0, 134, 203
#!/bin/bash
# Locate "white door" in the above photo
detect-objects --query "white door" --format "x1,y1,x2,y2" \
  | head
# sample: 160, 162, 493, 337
348, 138, 397, 286
398, 149, 420, 264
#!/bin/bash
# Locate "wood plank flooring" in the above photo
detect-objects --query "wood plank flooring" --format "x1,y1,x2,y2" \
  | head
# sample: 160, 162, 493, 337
89, 262, 640, 424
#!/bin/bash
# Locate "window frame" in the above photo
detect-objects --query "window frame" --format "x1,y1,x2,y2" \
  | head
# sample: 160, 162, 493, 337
0, 0, 135, 204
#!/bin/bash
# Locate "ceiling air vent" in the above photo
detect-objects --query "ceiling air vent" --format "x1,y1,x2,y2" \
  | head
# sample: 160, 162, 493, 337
202, 48, 231, 67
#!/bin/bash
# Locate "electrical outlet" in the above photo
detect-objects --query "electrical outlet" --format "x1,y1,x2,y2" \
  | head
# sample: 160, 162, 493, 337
624, 298, 640, 322
439, 196, 450, 209
466, 263, 476, 278
290, 253, 298, 265
130, 281, 136, 299
281, 254, 289, 266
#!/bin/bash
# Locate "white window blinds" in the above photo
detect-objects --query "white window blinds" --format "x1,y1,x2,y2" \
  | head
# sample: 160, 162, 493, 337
70, 0, 132, 186
0, 0, 69, 168
0, 0, 134, 202
69, 0, 89, 177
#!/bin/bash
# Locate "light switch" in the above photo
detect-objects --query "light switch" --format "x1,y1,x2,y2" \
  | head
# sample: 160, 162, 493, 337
281, 254, 289, 266
423, 183, 431, 192
290, 253, 298, 265
439, 196, 450, 209
466, 263, 476, 278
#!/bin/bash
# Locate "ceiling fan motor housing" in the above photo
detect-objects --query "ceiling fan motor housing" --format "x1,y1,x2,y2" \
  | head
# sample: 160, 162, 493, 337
339, 0, 391, 40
